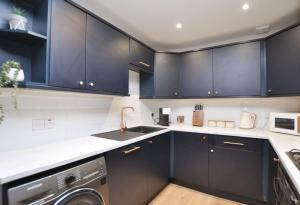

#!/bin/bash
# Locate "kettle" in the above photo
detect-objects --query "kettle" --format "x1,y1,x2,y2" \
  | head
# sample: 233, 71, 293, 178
239, 111, 256, 129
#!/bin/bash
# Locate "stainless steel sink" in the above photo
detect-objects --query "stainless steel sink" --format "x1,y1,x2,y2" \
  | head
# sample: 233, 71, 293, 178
92, 126, 166, 141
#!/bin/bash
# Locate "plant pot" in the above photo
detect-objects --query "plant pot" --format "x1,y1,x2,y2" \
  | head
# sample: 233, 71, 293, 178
7, 68, 25, 82
9, 14, 28, 31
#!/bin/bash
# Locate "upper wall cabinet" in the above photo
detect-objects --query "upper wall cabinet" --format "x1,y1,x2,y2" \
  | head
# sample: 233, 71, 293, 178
50, 0, 129, 95
155, 53, 180, 97
50, 0, 86, 89
86, 15, 129, 95
140, 53, 179, 98
140, 41, 264, 99
213, 41, 263, 97
130, 39, 154, 73
266, 25, 300, 96
179, 50, 213, 98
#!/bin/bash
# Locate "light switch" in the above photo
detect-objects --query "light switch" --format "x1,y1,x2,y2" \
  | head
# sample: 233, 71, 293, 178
32, 119, 45, 131
45, 118, 55, 129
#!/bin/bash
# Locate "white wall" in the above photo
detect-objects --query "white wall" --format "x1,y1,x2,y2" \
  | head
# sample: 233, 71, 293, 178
0, 71, 143, 151
1, 70, 300, 151
141, 97, 300, 129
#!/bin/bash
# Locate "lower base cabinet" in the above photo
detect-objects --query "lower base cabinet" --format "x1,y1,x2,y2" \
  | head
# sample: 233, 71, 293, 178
106, 133, 170, 205
173, 132, 266, 203
173, 132, 209, 188
209, 147, 263, 200
268, 143, 279, 205
209, 135, 264, 201
106, 141, 148, 205
146, 133, 171, 200
107, 131, 277, 205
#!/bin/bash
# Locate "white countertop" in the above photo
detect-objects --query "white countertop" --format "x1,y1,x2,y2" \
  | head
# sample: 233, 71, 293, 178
1, 124, 300, 194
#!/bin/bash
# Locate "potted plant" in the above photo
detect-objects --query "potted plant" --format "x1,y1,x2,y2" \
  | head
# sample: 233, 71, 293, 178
0, 60, 24, 124
9, 6, 27, 31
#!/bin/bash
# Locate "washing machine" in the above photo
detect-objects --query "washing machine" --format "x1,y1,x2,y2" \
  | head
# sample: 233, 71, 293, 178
7, 157, 109, 205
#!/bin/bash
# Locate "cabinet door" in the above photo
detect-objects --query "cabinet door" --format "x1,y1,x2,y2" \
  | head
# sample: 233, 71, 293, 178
86, 15, 129, 95
268, 144, 279, 205
106, 143, 148, 205
179, 50, 213, 97
145, 133, 170, 202
209, 146, 263, 200
130, 39, 154, 72
173, 132, 209, 188
213, 42, 262, 96
50, 0, 86, 89
267, 25, 300, 95
140, 72, 154, 98
154, 53, 179, 97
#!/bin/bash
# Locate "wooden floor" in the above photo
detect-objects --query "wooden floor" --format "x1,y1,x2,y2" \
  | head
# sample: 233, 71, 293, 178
149, 184, 245, 205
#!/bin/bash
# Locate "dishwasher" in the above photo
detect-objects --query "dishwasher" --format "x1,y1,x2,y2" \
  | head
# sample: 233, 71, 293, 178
274, 163, 300, 205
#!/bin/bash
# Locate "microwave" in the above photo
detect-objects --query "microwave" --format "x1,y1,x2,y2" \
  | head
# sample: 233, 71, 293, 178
270, 113, 300, 136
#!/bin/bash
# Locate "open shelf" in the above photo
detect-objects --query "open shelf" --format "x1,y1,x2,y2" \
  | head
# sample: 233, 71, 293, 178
0, 29, 47, 44
0, 0, 49, 85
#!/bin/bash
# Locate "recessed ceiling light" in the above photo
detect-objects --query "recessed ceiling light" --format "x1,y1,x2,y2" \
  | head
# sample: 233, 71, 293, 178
242, 3, 250, 10
176, 23, 182, 29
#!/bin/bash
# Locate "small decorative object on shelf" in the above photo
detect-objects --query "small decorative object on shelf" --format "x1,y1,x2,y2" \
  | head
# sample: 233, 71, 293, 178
0, 60, 24, 124
177, 116, 185, 124
9, 6, 28, 31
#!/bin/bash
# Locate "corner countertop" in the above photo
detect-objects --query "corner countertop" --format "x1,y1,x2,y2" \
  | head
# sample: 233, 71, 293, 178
0, 124, 300, 194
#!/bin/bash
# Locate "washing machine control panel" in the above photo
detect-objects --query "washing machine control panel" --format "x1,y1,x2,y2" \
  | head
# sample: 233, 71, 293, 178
56, 157, 107, 191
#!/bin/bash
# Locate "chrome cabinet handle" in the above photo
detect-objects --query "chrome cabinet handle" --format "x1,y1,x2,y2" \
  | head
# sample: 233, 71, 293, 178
273, 157, 280, 163
210, 149, 214, 153
202, 136, 207, 140
268, 89, 272, 93
208, 91, 211, 95
223, 141, 245, 146
122, 146, 141, 155
89, 82, 94, 87
139, 61, 150, 68
214, 91, 218, 95
174, 92, 178, 96
148, 140, 153, 144
79, 81, 84, 86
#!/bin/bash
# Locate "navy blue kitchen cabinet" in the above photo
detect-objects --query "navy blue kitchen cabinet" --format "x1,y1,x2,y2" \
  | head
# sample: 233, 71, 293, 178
145, 133, 170, 201
179, 50, 213, 97
106, 133, 170, 205
209, 135, 264, 201
140, 72, 155, 98
266, 25, 300, 96
130, 38, 155, 73
86, 15, 129, 95
140, 53, 180, 98
267, 143, 279, 205
106, 142, 148, 205
213, 41, 263, 97
173, 132, 209, 188
154, 53, 180, 97
49, 0, 86, 89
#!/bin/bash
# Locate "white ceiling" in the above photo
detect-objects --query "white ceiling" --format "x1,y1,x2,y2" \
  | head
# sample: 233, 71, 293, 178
72, 0, 300, 52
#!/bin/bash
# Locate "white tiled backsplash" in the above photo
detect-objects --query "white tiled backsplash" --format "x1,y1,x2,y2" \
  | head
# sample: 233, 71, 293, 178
1, 70, 300, 151
141, 97, 300, 128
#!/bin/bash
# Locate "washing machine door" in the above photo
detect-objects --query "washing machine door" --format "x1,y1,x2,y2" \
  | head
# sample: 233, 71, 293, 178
54, 188, 104, 205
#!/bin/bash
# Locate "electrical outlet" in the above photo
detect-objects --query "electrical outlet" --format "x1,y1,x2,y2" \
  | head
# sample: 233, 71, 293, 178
45, 117, 55, 129
32, 119, 45, 131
